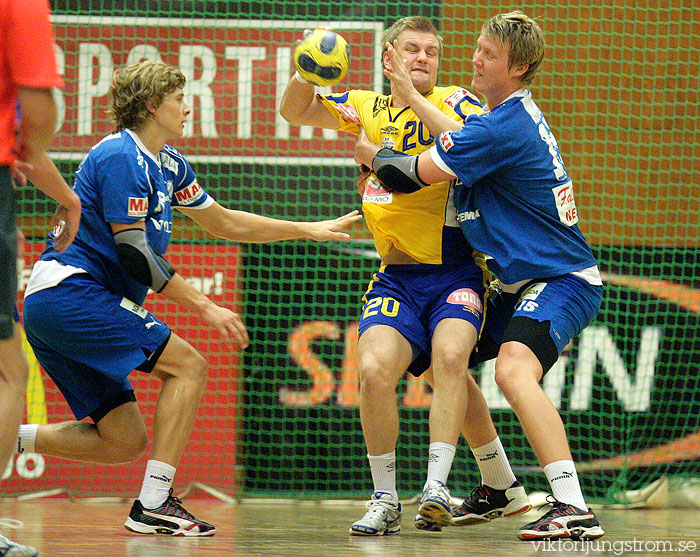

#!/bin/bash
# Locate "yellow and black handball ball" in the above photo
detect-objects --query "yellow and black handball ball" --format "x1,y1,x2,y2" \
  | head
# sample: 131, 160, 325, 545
294, 29, 350, 86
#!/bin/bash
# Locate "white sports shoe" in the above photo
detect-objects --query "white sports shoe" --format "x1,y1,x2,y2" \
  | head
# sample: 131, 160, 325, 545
349, 492, 402, 536
417, 480, 453, 528
0, 531, 39, 557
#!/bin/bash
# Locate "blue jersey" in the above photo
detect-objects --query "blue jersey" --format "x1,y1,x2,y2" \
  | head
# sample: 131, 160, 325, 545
40, 129, 211, 305
430, 90, 597, 284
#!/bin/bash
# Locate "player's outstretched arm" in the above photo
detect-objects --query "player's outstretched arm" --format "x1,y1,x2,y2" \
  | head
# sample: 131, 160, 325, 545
178, 202, 362, 243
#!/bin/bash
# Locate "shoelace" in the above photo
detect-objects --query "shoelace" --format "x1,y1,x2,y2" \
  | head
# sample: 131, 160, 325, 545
468, 484, 490, 500
0, 518, 24, 530
366, 499, 396, 515
533, 495, 571, 517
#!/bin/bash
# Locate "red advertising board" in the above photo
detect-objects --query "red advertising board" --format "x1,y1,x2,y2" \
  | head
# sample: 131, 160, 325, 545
51, 17, 384, 164
4, 242, 242, 498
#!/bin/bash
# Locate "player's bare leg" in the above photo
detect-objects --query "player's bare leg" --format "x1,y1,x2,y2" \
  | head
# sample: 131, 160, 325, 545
33, 402, 148, 463
0, 325, 30, 467
495, 341, 603, 540
413, 319, 475, 529
494, 342, 570, 464
350, 325, 412, 536
357, 325, 412, 457
122, 332, 215, 537
149, 333, 208, 466
426, 331, 531, 527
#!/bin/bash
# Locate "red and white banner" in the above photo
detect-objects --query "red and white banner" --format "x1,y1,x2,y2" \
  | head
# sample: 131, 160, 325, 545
51, 17, 384, 164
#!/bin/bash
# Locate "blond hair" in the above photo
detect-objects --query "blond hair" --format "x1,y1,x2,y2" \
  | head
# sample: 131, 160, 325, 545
382, 16, 443, 58
109, 60, 186, 131
482, 11, 544, 85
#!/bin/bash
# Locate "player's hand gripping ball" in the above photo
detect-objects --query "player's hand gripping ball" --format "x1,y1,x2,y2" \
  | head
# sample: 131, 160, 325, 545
294, 29, 350, 86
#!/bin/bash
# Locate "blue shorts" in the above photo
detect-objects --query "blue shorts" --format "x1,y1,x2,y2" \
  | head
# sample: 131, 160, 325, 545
500, 274, 604, 371
358, 263, 486, 376
23, 274, 171, 421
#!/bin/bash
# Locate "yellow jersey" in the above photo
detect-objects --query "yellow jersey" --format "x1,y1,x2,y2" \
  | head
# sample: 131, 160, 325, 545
319, 86, 483, 264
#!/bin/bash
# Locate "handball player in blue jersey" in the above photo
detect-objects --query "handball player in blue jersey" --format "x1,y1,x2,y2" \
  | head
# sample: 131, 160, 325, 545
355, 11, 605, 541
17, 60, 360, 537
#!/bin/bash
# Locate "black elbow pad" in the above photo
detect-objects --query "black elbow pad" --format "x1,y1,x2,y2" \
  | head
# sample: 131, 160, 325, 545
372, 148, 428, 193
114, 228, 175, 293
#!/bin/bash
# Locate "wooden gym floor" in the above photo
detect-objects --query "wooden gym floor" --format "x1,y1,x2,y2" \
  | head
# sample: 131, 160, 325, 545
1, 498, 699, 556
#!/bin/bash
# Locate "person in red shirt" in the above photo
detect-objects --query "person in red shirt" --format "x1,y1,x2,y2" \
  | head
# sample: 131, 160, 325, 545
0, 1, 80, 555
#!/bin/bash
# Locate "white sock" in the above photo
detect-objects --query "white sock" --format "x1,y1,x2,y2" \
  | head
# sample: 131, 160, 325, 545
544, 460, 587, 510
470, 436, 517, 490
138, 460, 176, 509
17, 424, 38, 454
368, 452, 398, 501
424, 442, 456, 489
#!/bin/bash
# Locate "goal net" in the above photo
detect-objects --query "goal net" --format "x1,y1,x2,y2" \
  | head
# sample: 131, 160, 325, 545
5, 0, 699, 506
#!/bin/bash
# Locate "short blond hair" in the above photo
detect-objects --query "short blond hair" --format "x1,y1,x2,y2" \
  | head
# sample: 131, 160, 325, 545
109, 60, 186, 131
482, 11, 544, 85
382, 16, 443, 58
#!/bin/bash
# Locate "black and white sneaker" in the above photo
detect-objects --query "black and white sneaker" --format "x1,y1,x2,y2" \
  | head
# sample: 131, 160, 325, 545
124, 489, 216, 537
518, 499, 604, 540
452, 481, 531, 525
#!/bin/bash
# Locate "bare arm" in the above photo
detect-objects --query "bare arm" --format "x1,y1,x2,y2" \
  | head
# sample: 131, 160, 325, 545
384, 42, 463, 136
178, 201, 361, 243
16, 87, 81, 252
279, 73, 340, 129
22, 151, 81, 253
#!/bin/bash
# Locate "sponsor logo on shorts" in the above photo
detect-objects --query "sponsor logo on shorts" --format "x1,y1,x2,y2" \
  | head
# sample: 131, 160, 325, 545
119, 298, 148, 318
446, 288, 483, 312
521, 282, 548, 301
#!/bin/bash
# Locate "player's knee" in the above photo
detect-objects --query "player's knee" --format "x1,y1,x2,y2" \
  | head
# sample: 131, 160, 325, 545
494, 358, 518, 399
432, 342, 470, 377
174, 348, 208, 386
120, 429, 149, 462
359, 359, 397, 394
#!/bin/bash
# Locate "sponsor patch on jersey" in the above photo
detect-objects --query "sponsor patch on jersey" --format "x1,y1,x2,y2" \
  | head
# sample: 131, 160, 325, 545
443, 88, 470, 108
127, 196, 148, 217
381, 136, 395, 148
439, 131, 454, 152
160, 152, 179, 173
175, 181, 204, 206
363, 176, 393, 204
336, 103, 360, 123
521, 282, 547, 301
380, 125, 399, 135
446, 288, 483, 313
552, 182, 579, 226
119, 297, 148, 318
